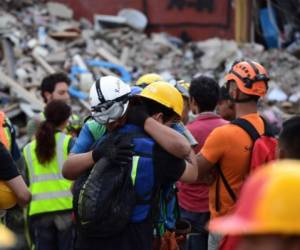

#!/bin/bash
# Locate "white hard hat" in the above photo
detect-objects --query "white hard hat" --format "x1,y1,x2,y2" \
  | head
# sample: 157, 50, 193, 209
89, 76, 131, 124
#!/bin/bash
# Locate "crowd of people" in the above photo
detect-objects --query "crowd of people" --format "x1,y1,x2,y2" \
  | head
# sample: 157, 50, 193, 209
1, 59, 300, 250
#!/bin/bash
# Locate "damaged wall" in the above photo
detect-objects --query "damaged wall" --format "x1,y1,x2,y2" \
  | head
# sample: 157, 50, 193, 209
53, 0, 235, 40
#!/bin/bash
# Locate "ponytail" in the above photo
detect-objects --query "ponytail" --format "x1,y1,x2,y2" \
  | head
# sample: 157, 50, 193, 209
35, 121, 56, 164
34, 100, 71, 164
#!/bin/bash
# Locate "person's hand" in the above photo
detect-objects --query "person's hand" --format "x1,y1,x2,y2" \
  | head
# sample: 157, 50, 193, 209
92, 135, 134, 165
127, 102, 150, 127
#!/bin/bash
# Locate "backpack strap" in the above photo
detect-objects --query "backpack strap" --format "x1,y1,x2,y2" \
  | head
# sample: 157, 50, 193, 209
261, 116, 274, 137
231, 118, 260, 142
215, 164, 237, 212
215, 117, 261, 213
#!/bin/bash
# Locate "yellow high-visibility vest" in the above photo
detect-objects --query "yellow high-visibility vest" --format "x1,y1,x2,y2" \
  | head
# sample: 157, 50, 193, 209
23, 132, 73, 216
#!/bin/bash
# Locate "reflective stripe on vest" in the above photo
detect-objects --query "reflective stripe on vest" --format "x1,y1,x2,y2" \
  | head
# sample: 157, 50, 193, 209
23, 132, 73, 216
131, 156, 139, 186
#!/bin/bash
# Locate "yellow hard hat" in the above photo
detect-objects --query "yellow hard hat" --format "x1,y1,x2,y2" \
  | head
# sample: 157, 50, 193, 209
136, 73, 163, 87
176, 80, 190, 98
0, 181, 17, 209
139, 81, 183, 117
0, 224, 16, 248
209, 160, 300, 235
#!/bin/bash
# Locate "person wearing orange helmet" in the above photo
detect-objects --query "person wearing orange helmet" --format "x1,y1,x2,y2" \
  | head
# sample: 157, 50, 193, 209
193, 60, 270, 250
208, 160, 300, 250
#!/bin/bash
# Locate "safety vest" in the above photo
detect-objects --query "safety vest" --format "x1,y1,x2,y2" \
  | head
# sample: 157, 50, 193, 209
116, 124, 156, 222
0, 111, 12, 151
23, 132, 73, 216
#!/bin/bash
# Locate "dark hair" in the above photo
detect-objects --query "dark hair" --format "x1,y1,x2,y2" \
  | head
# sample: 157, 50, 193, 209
141, 98, 177, 123
40, 73, 70, 103
279, 116, 300, 159
189, 75, 220, 112
35, 100, 71, 164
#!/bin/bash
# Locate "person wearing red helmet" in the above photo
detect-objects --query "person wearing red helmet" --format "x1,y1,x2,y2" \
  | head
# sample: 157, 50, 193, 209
194, 60, 270, 250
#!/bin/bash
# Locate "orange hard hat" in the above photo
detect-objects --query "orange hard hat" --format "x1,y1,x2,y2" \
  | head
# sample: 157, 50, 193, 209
209, 160, 300, 235
225, 60, 269, 97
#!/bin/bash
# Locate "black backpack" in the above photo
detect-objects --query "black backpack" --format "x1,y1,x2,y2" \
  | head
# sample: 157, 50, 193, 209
72, 134, 136, 238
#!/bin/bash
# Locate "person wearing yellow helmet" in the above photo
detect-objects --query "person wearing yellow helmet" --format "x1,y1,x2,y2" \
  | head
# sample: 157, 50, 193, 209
175, 80, 190, 124
135, 73, 163, 88
68, 80, 198, 250
208, 160, 300, 250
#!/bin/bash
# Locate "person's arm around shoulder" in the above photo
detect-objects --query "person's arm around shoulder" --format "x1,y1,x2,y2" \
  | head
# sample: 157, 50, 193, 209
127, 103, 191, 160
144, 117, 191, 160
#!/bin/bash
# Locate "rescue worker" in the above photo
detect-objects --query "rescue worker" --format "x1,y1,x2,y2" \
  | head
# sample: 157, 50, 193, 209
63, 76, 193, 180
23, 100, 74, 250
195, 60, 270, 250
26, 73, 71, 139
177, 75, 227, 250
67, 79, 198, 250
135, 73, 163, 88
175, 80, 191, 125
69, 79, 143, 156
208, 160, 300, 250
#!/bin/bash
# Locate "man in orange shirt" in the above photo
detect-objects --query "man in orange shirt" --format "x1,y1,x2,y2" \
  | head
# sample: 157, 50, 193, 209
195, 60, 270, 250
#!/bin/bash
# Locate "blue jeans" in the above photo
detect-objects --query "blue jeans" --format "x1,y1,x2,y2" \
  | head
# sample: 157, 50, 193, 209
29, 212, 75, 250
180, 207, 210, 250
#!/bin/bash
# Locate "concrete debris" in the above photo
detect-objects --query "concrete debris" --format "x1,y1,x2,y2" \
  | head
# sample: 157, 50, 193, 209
118, 9, 148, 31
1, 1, 300, 141
47, 2, 73, 19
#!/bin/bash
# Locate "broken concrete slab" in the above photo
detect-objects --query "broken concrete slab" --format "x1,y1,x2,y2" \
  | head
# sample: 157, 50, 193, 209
47, 2, 73, 19
0, 72, 44, 111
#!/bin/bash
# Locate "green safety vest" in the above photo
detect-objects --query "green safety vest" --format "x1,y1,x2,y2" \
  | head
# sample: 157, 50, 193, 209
23, 132, 73, 216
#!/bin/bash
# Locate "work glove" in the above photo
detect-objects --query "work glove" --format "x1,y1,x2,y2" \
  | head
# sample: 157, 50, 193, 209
127, 102, 150, 127
92, 134, 134, 166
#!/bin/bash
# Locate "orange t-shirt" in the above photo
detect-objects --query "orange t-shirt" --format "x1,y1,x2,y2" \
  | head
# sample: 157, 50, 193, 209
200, 113, 264, 218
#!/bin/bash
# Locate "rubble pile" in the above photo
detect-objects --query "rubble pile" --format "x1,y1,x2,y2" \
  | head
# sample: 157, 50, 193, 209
0, 1, 300, 138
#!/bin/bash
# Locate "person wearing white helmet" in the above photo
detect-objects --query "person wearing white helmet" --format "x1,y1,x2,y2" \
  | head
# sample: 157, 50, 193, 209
63, 76, 192, 180
89, 76, 132, 128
